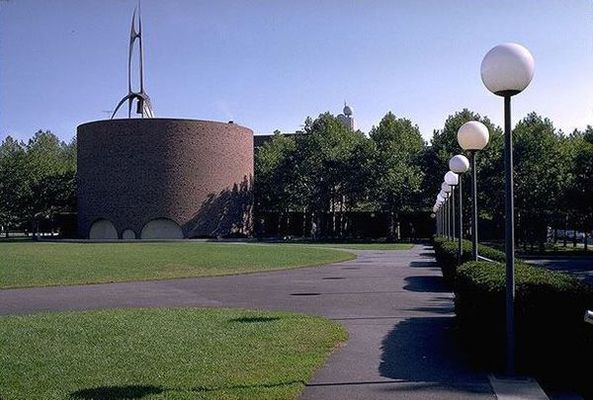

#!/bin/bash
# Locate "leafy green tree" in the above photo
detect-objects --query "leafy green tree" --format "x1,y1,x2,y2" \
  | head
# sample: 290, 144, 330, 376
252, 107, 593, 245
423, 109, 503, 238
564, 127, 593, 249
254, 130, 297, 213
295, 113, 371, 237
0, 136, 28, 235
369, 112, 425, 239
25, 131, 77, 231
552, 129, 586, 246
254, 113, 375, 238
513, 113, 566, 249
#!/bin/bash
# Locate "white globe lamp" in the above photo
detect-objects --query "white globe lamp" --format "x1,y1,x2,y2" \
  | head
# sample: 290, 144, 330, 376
457, 121, 489, 151
449, 154, 470, 173
444, 171, 459, 186
481, 43, 534, 97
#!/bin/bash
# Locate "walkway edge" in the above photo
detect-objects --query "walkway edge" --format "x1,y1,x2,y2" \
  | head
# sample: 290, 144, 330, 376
488, 374, 549, 400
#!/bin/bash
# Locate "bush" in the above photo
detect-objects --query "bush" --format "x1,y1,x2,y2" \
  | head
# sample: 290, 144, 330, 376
432, 236, 460, 283
432, 236, 505, 284
455, 260, 593, 393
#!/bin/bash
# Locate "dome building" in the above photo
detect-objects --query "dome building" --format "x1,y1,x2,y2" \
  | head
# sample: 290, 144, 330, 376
337, 102, 356, 131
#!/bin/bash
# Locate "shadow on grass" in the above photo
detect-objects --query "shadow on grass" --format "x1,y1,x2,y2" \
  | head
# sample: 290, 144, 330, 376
229, 316, 281, 323
70, 381, 304, 399
191, 380, 304, 392
71, 385, 164, 399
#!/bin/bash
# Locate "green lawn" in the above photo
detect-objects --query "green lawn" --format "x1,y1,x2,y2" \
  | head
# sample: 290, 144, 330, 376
0, 308, 347, 400
0, 242, 355, 289
305, 243, 414, 250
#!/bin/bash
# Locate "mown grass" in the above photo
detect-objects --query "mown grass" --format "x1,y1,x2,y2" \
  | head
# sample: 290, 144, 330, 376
0, 308, 348, 400
0, 242, 355, 289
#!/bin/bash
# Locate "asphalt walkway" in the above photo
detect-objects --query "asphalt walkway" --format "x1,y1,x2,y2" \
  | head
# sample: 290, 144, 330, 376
0, 244, 495, 400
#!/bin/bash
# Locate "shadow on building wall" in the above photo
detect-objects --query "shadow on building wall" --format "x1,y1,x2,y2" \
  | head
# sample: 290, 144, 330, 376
184, 175, 253, 238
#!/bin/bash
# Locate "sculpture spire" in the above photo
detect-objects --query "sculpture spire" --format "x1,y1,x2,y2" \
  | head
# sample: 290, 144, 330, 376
111, 2, 154, 119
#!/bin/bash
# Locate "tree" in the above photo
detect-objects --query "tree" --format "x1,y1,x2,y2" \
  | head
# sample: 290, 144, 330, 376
0, 136, 28, 235
553, 129, 585, 246
423, 109, 503, 239
295, 113, 371, 237
369, 112, 425, 239
564, 127, 593, 250
513, 113, 566, 249
254, 113, 376, 238
254, 130, 298, 213
25, 131, 77, 234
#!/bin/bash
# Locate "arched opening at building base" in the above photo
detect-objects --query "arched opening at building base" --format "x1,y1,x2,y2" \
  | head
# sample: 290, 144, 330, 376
140, 218, 183, 239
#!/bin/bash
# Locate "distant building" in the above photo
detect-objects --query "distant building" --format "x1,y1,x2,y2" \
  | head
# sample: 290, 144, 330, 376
337, 102, 355, 130
254, 102, 356, 150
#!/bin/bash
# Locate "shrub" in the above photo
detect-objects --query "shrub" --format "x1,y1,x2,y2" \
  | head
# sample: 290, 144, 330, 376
455, 260, 593, 392
432, 236, 460, 283
432, 236, 505, 284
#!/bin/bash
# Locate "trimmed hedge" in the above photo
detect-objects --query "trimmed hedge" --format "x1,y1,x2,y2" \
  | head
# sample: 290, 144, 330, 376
432, 236, 505, 284
455, 260, 593, 393
432, 236, 593, 394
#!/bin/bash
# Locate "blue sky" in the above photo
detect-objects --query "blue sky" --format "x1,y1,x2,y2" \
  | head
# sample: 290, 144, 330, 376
1, 0, 592, 142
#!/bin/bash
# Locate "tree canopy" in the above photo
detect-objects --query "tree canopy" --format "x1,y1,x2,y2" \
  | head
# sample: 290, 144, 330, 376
0, 131, 76, 235
254, 108, 591, 244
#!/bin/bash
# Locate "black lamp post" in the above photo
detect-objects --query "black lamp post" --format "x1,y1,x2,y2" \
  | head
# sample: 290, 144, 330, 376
441, 183, 452, 240
436, 194, 445, 236
445, 171, 459, 242
481, 42, 535, 375
449, 155, 470, 263
457, 121, 490, 261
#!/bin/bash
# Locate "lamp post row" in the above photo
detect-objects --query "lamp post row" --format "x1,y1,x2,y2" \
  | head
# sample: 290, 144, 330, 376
432, 42, 534, 376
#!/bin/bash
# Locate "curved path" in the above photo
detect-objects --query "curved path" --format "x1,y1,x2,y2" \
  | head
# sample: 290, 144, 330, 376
0, 244, 494, 400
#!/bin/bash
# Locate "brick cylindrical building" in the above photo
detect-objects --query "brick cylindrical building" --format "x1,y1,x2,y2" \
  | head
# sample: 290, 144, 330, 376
77, 118, 253, 239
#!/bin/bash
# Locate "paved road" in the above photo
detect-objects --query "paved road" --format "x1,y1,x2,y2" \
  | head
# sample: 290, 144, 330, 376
523, 255, 593, 284
0, 245, 494, 400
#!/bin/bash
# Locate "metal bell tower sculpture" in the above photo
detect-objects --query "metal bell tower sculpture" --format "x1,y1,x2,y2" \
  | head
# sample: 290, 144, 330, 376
111, 3, 155, 119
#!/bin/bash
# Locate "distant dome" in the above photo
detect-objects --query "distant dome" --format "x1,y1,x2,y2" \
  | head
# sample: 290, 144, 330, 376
343, 104, 353, 116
